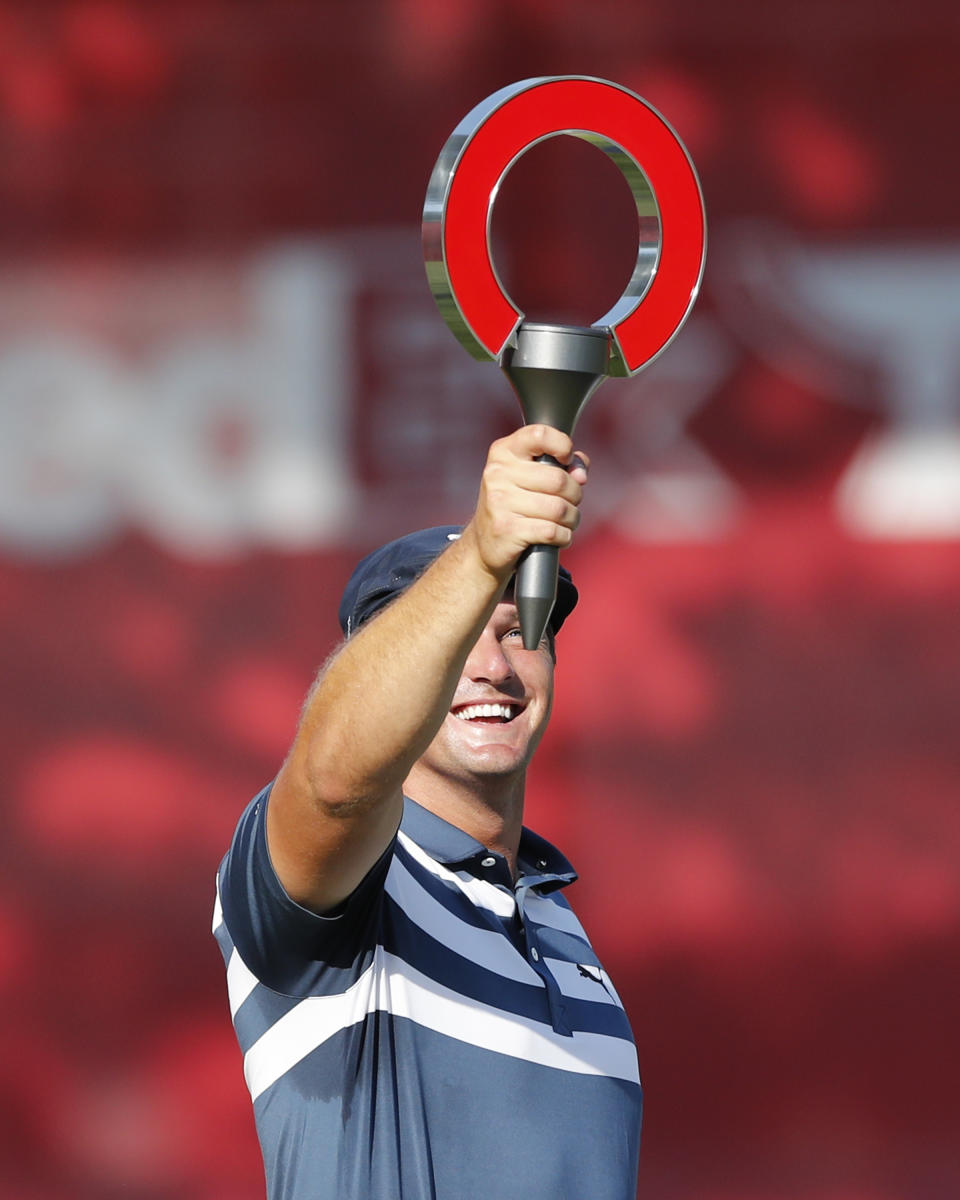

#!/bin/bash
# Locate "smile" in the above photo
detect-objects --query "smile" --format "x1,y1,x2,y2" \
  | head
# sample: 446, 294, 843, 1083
453, 703, 520, 723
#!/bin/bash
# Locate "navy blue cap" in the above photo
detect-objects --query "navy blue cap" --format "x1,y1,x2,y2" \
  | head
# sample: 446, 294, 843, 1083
338, 525, 579, 638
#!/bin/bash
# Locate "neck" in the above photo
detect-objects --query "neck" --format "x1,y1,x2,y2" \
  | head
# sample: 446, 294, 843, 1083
403, 767, 526, 877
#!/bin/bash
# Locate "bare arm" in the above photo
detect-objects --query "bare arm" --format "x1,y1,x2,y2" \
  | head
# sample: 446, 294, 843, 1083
266, 424, 589, 913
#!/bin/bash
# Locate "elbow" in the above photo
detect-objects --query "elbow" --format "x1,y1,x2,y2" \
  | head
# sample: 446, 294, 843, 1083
283, 699, 404, 818
299, 745, 386, 820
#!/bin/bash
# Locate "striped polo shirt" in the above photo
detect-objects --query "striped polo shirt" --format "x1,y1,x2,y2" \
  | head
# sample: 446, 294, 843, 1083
214, 784, 642, 1200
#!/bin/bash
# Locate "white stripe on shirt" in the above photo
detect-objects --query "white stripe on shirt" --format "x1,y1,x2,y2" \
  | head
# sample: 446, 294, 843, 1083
243, 947, 640, 1103
384, 854, 541, 986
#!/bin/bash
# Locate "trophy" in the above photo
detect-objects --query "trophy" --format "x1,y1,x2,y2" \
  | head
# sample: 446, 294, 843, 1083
423, 76, 706, 647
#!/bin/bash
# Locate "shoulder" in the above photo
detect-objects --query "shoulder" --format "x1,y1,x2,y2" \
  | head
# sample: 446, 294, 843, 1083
216, 782, 395, 995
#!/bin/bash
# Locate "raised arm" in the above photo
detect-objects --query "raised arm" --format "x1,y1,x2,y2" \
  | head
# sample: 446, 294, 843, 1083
266, 424, 589, 913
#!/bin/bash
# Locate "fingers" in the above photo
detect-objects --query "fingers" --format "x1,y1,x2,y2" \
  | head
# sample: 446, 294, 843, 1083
507, 458, 583, 501
497, 477, 582, 530
513, 423, 583, 468
484, 434, 586, 516
468, 425, 591, 576
569, 451, 590, 485
519, 426, 589, 486
500, 427, 589, 497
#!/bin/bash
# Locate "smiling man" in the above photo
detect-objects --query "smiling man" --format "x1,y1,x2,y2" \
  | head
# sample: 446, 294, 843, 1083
213, 425, 642, 1200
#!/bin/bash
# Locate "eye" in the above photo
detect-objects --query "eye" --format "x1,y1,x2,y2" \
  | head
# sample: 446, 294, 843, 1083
502, 627, 523, 641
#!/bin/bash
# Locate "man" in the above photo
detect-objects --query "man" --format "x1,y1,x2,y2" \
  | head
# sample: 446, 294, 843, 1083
213, 424, 642, 1199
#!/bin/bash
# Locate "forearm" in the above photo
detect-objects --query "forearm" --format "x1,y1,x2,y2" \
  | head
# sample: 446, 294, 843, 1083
293, 525, 506, 810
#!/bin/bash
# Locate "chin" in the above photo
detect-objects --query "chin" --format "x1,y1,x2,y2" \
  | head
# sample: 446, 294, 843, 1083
467, 733, 547, 779
467, 751, 527, 778
425, 714, 547, 783
427, 743, 529, 785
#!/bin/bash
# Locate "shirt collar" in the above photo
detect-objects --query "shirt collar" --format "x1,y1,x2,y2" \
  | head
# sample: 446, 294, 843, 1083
400, 796, 577, 891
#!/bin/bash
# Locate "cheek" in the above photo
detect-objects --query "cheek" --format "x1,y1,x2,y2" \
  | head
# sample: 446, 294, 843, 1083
506, 644, 554, 680
528, 668, 555, 719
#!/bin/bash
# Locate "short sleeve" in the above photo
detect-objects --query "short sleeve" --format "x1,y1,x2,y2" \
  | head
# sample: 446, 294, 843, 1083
217, 782, 395, 996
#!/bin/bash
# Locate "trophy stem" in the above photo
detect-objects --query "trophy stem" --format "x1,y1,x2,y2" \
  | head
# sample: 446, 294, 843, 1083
500, 322, 611, 649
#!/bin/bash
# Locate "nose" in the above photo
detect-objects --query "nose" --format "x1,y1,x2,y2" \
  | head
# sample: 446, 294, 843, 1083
464, 626, 515, 686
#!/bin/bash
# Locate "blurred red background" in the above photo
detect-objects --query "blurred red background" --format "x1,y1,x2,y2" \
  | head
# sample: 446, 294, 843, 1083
1, 2, 958, 1197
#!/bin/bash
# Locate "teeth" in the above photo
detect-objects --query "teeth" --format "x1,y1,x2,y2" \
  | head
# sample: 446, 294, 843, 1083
455, 703, 516, 722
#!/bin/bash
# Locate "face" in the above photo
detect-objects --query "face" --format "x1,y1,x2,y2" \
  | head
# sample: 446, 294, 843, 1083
416, 599, 555, 788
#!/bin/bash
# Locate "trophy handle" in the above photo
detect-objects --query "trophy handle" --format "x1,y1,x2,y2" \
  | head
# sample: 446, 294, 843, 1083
501, 324, 610, 649
515, 455, 563, 650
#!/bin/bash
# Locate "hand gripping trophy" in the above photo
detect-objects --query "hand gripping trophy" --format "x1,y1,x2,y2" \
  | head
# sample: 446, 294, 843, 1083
422, 76, 707, 648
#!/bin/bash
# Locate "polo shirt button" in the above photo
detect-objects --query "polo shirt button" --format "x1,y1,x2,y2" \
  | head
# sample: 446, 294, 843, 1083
481, 856, 496, 868
531, 948, 540, 962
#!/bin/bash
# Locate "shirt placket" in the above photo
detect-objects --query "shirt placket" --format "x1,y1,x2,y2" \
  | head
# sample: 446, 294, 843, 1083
515, 877, 573, 1037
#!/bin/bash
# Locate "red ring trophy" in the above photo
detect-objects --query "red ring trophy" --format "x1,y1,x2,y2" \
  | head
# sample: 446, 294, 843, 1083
423, 76, 707, 648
